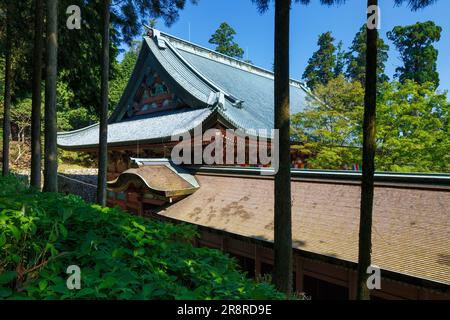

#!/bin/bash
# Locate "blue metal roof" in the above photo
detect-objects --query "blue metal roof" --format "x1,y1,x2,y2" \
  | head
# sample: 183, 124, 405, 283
176, 45, 311, 130
57, 29, 314, 149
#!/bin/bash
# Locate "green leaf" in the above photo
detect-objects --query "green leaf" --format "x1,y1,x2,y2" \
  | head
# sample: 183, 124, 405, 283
142, 284, 155, 297
0, 233, 6, 247
59, 224, 68, 238
49, 230, 58, 242
62, 208, 73, 222
98, 276, 116, 290
76, 288, 96, 297
49, 284, 70, 294
132, 221, 147, 232
0, 271, 17, 285
39, 279, 48, 291
133, 248, 145, 257
10, 254, 20, 263
0, 286, 12, 298
8, 225, 21, 241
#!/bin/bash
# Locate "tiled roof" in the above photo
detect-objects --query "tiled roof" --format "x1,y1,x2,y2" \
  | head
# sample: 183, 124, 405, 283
173, 39, 310, 130
159, 174, 450, 286
57, 107, 212, 149
57, 29, 314, 149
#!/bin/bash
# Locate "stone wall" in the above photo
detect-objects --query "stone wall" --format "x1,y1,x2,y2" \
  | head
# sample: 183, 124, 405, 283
58, 173, 97, 203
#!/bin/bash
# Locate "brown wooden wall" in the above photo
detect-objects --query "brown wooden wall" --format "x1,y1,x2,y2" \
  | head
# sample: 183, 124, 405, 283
194, 229, 450, 300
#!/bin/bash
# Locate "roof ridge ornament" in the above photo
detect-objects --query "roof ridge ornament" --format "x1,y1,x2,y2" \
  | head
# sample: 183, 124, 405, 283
131, 157, 171, 167
207, 91, 226, 111
218, 92, 225, 110
144, 25, 166, 49
232, 100, 244, 109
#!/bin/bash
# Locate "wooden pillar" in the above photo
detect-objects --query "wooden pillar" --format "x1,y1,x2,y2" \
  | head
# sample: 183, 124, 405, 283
348, 269, 357, 300
192, 237, 199, 248
295, 256, 304, 293
254, 245, 262, 277
138, 194, 143, 216
221, 236, 227, 252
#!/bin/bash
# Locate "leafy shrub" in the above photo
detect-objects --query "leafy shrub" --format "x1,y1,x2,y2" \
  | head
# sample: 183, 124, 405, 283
0, 175, 283, 300
59, 150, 97, 168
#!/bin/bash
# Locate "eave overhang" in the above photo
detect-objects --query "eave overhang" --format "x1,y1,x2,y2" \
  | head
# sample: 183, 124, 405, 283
107, 158, 200, 198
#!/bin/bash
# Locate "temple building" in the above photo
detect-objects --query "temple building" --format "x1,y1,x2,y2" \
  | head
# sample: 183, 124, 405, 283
57, 28, 311, 178
57, 29, 450, 300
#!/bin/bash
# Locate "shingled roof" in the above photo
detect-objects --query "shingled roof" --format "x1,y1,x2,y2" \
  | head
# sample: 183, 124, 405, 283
107, 158, 199, 197
159, 174, 450, 288
57, 29, 313, 150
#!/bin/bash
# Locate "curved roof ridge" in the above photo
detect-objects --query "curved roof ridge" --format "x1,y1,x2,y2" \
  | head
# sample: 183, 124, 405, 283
57, 122, 99, 136
107, 162, 200, 196
159, 30, 311, 92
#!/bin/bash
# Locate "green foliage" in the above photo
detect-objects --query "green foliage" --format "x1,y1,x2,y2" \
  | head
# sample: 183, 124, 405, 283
393, 1, 440, 13
1, 0, 197, 129
0, 176, 283, 300
292, 77, 450, 173
58, 0, 195, 117
302, 32, 337, 90
113, 0, 199, 43
346, 25, 390, 86
56, 79, 97, 131
58, 0, 120, 117
387, 21, 442, 88
0, 0, 34, 102
376, 80, 450, 172
209, 22, 245, 59
109, 46, 139, 110
10, 98, 33, 139
334, 41, 346, 78
59, 150, 96, 169
292, 76, 364, 169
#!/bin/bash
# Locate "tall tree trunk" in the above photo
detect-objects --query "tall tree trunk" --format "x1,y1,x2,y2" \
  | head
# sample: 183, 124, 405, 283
357, 0, 378, 300
97, 0, 110, 206
2, 3, 12, 177
273, 0, 293, 296
30, 0, 44, 189
43, 0, 58, 192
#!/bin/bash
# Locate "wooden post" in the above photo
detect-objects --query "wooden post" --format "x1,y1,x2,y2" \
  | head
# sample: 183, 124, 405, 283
296, 256, 304, 293
348, 269, 357, 300
221, 236, 227, 252
254, 245, 262, 277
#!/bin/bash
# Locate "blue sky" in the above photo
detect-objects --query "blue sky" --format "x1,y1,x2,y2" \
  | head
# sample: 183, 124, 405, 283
136, 0, 449, 94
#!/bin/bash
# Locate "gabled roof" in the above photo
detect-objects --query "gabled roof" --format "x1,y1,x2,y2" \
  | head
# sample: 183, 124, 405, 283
57, 29, 314, 150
